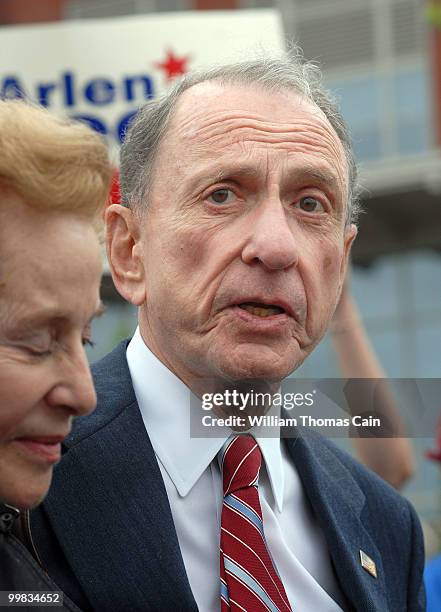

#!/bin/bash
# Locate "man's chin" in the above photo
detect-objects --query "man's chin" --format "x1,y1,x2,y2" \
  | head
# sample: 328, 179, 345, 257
213, 354, 298, 384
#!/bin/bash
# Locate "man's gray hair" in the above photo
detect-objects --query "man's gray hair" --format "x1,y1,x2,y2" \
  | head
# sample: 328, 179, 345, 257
120, 51, 361, 224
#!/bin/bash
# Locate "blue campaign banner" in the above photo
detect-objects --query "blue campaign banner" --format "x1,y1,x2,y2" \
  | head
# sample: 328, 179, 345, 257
0, 10, 284, 151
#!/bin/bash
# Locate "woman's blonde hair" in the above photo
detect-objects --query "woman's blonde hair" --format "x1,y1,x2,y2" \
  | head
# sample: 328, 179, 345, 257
0, 100, 112, 219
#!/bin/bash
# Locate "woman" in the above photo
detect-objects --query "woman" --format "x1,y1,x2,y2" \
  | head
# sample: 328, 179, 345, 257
0, 100, 111, 607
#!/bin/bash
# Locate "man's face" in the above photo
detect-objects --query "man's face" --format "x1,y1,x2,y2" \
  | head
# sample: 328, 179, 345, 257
138, 83, 356, 385
0, 193, 102, 509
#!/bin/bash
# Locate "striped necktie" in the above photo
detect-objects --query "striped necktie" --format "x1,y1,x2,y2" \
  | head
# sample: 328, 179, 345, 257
220, 435, 292, 611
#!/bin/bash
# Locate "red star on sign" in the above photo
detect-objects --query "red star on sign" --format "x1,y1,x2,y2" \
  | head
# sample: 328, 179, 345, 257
155, 49, 190, 81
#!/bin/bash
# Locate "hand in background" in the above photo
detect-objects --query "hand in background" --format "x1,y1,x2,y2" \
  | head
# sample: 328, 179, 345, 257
330, 264, 415, 489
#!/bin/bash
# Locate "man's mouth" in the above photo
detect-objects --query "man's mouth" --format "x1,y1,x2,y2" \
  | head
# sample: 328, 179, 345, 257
238, 302, 285, 318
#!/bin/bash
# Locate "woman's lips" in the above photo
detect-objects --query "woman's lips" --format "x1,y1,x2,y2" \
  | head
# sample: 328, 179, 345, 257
12, 437, 63, 463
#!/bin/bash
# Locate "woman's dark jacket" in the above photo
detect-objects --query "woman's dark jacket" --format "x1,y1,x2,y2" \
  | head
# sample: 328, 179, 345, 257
0, 503, 81, 611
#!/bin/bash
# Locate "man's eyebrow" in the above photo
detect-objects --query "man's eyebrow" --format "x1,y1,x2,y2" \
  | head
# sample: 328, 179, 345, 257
190, 163, 341, 186
214, 166, 262, 182
287, 166, 341, 191
186, 165, 261, 190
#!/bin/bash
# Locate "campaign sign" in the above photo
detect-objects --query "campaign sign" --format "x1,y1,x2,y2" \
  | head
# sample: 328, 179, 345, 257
0, 10, 284, 154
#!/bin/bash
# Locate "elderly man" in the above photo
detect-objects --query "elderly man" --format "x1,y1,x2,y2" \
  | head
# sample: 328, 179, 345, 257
31, 55, 425, 612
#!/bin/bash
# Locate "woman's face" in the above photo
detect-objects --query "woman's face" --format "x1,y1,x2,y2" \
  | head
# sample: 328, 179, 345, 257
0, 193, 102, 509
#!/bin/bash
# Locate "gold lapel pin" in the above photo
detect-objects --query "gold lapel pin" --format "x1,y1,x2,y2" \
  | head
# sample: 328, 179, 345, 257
359, 550, 377, 578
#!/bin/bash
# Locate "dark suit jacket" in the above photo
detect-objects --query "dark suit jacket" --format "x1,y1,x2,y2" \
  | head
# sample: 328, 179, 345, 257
30, 340, 425, 612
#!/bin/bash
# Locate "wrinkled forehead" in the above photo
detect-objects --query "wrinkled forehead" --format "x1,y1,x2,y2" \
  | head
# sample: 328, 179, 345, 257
161, 81, 349, 191
171, 82, 340, 144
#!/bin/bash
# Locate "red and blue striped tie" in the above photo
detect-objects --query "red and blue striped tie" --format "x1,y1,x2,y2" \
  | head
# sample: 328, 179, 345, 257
220, 435, 292, 611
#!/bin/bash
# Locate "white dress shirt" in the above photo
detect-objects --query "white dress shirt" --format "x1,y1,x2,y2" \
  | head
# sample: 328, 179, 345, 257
127, 327, 346, 612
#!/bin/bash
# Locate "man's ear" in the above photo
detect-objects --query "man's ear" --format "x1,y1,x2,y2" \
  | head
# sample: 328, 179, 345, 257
338, 223, 358, 289
105, 204, 146, 306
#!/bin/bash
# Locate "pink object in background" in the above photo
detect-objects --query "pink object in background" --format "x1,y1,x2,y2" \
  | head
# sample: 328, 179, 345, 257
426, 418, 441, 462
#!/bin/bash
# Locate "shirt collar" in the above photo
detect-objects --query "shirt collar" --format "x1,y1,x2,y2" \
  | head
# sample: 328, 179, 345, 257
126, 327, 284, 511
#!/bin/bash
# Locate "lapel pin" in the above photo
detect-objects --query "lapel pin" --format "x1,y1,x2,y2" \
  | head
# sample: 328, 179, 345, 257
359, 550, 377, 578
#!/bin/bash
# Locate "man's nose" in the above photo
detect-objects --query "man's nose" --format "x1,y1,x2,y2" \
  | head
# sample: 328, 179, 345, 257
46, 345, 97, 417
241, 198, 299, 270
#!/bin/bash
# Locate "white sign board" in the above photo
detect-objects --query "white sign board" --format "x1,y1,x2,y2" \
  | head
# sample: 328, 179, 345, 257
0, 10, 285, 153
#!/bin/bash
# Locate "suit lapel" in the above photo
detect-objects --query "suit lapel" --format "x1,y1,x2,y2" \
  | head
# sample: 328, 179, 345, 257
42, 341, 197, 611
285, 433, 388, 612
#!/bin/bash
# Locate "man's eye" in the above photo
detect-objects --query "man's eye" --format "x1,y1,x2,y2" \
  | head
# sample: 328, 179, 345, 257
296, 196, 324, 213
207, 188, 234, 205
